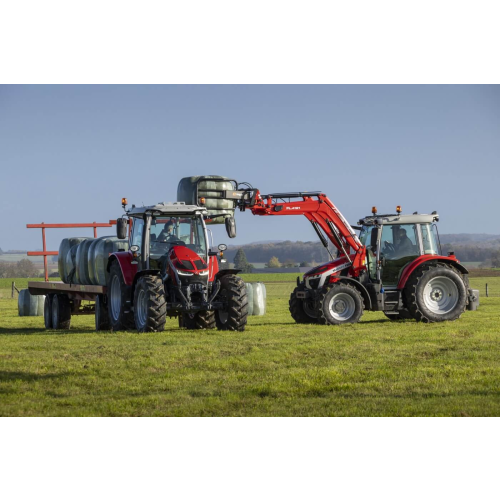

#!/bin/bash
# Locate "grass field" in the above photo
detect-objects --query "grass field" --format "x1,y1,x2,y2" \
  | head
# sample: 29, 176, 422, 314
0, 274, 499, 416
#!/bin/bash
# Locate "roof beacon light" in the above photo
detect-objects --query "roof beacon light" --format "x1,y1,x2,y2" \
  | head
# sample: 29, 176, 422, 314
396, 205, 402, 214
122, 198, 128, 208
372, 206, 377, 215
199, 197, 206, 205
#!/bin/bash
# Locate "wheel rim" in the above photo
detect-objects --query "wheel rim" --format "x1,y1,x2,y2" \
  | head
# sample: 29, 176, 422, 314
423, 276, 459, 314
328, 292, 355, 321
136, 289, 147, 328
303, 299, 317, 318
110, 275, 121, 322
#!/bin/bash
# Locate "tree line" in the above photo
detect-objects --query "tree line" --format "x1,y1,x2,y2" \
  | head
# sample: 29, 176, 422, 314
0, 259, 40, 278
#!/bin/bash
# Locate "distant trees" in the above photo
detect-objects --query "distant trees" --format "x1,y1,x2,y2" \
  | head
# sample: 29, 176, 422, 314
0, 247, 3, 255
0, 259, 40, 278
265, 256, 281, 268
233, 249, 254, 273
282, 258, 297, 268
491, 250, 500, 268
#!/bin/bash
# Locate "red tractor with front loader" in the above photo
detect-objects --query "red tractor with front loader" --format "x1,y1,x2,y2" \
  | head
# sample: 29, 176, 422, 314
223, 187, 479, 325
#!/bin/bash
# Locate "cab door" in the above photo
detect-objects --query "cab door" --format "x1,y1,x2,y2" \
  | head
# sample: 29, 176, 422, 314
379, 224, 420, 286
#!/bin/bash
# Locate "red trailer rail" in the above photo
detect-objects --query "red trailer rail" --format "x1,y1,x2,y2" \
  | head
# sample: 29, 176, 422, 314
26, 221, 117, 281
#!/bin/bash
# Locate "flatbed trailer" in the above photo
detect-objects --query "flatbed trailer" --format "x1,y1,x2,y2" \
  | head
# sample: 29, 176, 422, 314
28, 281, 111, 331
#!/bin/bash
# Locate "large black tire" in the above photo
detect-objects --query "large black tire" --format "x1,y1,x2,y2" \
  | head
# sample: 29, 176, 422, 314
179, 311, 216, 330
289, 285, 318, 324
107, 260, 134, 331
404, 263, 467, 323
52, 294, 71, 330
95, 294, 110, 331
384, 310, 413, 321
133, 275, 167, 333
44, 294, 53, 329
215, 275, 248, 331
315, 283, 364, 325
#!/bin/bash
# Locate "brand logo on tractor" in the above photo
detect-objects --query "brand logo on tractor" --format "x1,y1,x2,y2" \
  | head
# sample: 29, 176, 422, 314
286, 207, 300, 210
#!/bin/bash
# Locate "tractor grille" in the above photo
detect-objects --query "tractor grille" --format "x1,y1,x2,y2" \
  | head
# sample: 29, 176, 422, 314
307, 277, 321, 290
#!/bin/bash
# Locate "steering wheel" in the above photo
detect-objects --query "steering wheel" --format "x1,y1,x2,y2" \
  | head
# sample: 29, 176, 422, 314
383, 241, 395, 254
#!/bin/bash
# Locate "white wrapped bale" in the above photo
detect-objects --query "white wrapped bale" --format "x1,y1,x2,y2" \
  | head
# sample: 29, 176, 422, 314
252, 282, 266, 316
18, 289, 45, 317
245, 283, 254, 316
58, 237, 88, 283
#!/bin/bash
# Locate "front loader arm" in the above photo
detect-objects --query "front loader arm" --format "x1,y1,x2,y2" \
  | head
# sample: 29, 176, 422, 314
240, 190, 364, 270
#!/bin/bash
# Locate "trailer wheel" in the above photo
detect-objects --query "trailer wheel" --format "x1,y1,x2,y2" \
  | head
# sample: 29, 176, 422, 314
44, 294, 53, 329
179, 311, 216, 330
133, 275, 167, 333
215, 275, 248, 331
52, 294, 71, 330
384, 310, 413, 321
289, 285, 318, 323
404, 264, 467, 323
315, 283, 364, 325
108, 260, 134, 331
95, 294, 110, 331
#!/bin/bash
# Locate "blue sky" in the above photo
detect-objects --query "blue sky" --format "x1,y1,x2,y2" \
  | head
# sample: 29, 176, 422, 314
1, 85, 499, 251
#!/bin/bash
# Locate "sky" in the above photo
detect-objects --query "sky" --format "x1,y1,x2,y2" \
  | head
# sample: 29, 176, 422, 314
1, 85, 499, 252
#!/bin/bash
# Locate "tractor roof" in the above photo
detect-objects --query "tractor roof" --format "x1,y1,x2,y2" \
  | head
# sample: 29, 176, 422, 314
126, 202, 207, 218
358, 213, 439, 225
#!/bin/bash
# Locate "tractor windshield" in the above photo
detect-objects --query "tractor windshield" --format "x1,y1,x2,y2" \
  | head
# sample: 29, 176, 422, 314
150, 215, 207, 260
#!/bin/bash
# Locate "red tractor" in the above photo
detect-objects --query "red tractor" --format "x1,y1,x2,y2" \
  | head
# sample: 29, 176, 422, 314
232, 189, 479, 324
107, 200, 248, 332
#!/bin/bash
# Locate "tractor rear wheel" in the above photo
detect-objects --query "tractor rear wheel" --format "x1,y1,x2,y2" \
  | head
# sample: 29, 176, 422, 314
404, 264, 467, 323
289, 285, 318, 323
133, 275, 167, 333
179, 311, 216, 330
384, 310, 413, 321
52, 294, 71, 330
108, 260, 134, 331
215, 275, 248, 331
95, 294, 110, 331
315, 283, 364, 325
44, 294, 53, 329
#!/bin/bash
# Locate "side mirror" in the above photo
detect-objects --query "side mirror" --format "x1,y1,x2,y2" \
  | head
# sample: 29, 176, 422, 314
225, 217, 236, 239
117, 218, 128, 240
370, 227, 378, 249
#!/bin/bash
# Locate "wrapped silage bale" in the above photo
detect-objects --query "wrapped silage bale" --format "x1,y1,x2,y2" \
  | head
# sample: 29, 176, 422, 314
58, 237, 89, 283
252, 282, 266, 316
177, 175, 236, 224
75, 238, 95, 285
245, 283, 254, 316
89, 236, 129, 285
64, 244, 80, 283
18, 289, 45, 317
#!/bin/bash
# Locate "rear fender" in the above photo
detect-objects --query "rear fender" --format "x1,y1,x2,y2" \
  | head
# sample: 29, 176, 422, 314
331, 277, 371, 310
107, 251, 138, 286
397, 255, 469, 290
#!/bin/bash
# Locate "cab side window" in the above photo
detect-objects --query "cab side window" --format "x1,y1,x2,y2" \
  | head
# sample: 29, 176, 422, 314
131, 218, 144, 250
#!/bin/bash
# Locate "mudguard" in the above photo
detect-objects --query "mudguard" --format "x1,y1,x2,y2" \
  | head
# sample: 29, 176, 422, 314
107, 251, 138, 286
397, 255, 468, 290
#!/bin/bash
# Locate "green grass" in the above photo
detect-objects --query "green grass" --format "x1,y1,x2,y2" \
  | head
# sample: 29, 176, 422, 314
0, 276, 499, 416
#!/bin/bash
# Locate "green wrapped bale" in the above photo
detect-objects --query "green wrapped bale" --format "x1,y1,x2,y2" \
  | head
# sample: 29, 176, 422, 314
177, 175, 236, 224
89, 236, 129, 286
18, 289, 45, 317
75, 238, 95, 285
58, 237, 89, 283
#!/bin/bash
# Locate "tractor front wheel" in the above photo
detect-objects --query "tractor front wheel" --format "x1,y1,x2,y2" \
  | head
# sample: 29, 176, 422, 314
133, 275, 167, 333
289, 285, 318, 323
315, 283, 364, 325
215, 275, 248, 331
404, 264, 466, 323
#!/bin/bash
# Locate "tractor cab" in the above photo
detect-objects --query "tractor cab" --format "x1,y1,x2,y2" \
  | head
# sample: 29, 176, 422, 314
358, 209, 441, 288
